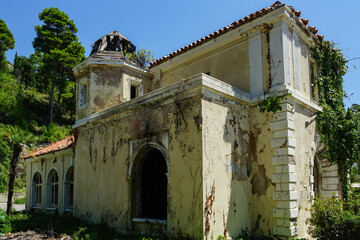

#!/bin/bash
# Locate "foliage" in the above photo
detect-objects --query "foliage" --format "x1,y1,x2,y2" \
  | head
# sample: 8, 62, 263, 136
308, 193, 360, 240
258, 94, 292, 113
39, 122, 71, 143
73, 227, 99, 240
0, 19, 15, 71
33, 7, 85, 124
125, 48, 154, 68
13, 197, 25, 204
217, 230, 279, 240
0, 209, 11, 234
2, 124, 36, 215
13, 53, 36, 88
312, 40, 360, 198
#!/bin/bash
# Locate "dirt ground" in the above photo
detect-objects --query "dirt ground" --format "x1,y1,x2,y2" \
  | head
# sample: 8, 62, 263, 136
1, 231, 71, 240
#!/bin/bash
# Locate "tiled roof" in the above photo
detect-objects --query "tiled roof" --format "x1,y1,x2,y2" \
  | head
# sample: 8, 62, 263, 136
150, 1, 322, 68
23, 134, 75, 159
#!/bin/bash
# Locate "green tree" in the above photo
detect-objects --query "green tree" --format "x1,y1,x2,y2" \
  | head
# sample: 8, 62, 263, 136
0, 19, 15, 71
33, 7, 85, 124
313, 40, 360, 198
1, 125, 36, 215
13, 53, 36, 88
125, 48, 154, 68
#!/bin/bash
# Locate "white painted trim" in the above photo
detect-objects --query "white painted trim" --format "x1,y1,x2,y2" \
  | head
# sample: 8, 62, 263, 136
132, 218, 167, 225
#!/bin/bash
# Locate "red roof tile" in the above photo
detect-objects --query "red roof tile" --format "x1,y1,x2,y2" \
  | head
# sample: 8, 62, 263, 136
23, 134, 75, 159
150, 1, 319, 68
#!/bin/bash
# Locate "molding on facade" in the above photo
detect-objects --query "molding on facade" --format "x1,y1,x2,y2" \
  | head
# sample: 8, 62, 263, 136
270, 100, 298, 237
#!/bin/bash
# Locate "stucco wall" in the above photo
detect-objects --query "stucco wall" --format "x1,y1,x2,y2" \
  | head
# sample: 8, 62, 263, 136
293, 103, 317, 238
160, 42, 250, 93
74, 92, 204, 238
249, 107, 277, 237
202, 97, 252, 239
25, 149, 74, 214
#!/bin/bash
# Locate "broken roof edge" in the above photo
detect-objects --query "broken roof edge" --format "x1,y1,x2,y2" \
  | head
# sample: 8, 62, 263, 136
150, 1, 321, 68
72, 57, 150, 78
23, 134, 75, 160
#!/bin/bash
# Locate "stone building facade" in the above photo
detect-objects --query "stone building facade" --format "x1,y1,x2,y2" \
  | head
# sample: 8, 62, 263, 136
25, 2, 340, 239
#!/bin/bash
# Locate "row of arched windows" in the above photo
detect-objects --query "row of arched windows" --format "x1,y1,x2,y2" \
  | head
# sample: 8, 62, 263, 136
31, 166, 74, 211
30, 147, 168, 220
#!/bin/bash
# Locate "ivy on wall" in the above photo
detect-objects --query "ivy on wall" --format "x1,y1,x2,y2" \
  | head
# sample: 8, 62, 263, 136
312, 39, 360, 198
258, 94, 291, 113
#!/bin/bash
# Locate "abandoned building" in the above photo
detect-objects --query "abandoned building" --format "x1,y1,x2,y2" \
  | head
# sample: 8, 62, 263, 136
24, 1, 340, 239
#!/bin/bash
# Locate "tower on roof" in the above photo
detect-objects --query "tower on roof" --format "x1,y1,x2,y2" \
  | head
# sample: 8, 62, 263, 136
73, 31, 151, 122
89, 31, 136, 59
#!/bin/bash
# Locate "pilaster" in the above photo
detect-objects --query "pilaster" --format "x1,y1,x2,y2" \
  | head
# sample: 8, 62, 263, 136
271, 100, 298, 238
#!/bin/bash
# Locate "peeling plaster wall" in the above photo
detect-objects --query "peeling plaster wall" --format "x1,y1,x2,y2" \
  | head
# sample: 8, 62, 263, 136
75, 64, 152, 121
74, 93, 204, 239
160, 42, 250, 93
202, 97, 252, 239
293, 103, 317, 238
25, 150, 74, 214
249, 108, 277, 237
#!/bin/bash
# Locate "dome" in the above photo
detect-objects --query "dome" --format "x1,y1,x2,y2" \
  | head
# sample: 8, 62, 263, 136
88, 31, 136, 59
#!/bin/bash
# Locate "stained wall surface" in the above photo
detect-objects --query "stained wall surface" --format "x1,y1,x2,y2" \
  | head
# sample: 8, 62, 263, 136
74, 89, 204, 238
25, 149, 74, 214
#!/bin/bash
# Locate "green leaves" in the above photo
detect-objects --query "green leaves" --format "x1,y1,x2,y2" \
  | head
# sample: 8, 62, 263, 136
0, 19, 15, 71
313, 40, 360, 198
125, 48, 155, 68
33, 7, 85, 124
258, 94, 291, 113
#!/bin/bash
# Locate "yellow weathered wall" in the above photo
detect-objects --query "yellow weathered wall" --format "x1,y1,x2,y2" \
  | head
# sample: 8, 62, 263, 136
25, 150, 74, 214
160, 42, 250, 93
74, 93, 204, 239
293, 103, 316, 238
202, 97, 252, 239
249, 107, 277, 237
75, 64, 152, 121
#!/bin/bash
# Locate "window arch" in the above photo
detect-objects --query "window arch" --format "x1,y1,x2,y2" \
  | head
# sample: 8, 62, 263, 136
64, 166, 74, 210
31, 172, 42, 207
47, 169, 59, 207
132, 148, 168, 220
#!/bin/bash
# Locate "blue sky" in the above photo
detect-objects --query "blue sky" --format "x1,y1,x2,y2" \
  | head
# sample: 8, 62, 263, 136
1, 0, 359, 107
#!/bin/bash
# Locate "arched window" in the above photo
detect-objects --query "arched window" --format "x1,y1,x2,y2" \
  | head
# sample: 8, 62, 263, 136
133, 148, 168, 220
47, 169, 59, 207
64, 166, 74, 210
31, 172, 42, 207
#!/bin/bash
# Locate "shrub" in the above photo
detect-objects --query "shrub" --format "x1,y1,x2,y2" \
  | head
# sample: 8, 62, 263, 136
0, 209, 11, 234
309, 193, 360, 240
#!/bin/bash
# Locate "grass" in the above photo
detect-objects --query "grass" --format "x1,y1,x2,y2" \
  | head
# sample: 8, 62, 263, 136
13, 197, 25, 204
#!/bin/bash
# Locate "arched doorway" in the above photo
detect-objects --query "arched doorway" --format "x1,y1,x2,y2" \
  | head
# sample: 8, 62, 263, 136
64, 166, 74, 211
31, 172, 42, 207
132, 148, 168, 220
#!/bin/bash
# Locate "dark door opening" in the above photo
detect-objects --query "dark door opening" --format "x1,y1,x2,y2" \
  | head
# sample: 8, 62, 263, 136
140, 149, 167, 220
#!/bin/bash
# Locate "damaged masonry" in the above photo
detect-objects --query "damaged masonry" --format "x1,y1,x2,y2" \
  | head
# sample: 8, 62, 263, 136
24, 2, 340, 239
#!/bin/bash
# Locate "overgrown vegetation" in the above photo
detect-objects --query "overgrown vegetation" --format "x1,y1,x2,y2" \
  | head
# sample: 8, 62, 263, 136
258, 94, 292, 113
1, 211, 185, 240
312, 39, 360, 198
0, 8, 83, 196
125, 48, 154, 68
308, 190, 360, 239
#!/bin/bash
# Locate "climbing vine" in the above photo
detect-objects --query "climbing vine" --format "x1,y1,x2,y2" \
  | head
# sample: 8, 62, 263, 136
258, 94, 292, 113
312, 39, 360, 198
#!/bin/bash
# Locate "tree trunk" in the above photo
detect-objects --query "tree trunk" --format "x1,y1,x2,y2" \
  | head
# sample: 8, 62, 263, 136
48, 74, 56, 125
6, 144, 22, 216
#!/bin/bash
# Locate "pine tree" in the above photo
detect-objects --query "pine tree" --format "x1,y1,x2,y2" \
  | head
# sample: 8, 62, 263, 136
33, 8, 85, 124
